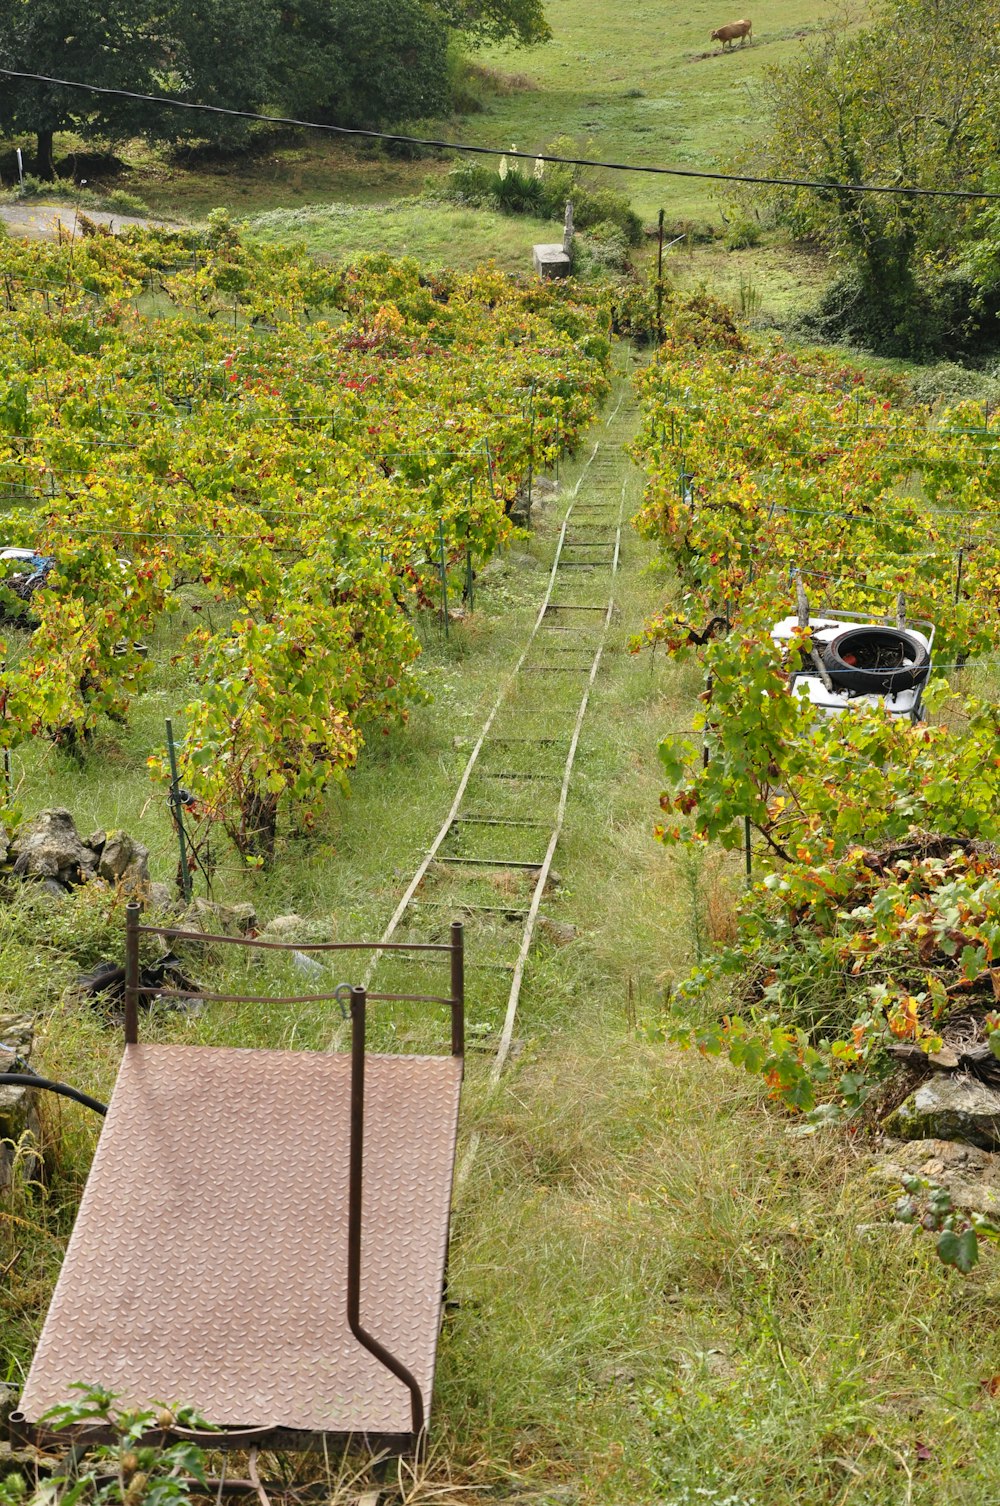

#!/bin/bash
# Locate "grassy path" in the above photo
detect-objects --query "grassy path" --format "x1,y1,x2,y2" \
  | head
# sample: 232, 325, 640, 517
369, 361, 1000, 1505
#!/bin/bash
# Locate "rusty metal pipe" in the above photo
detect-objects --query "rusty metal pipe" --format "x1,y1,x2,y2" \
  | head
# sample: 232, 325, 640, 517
347, 986, 426, 1443
137, 927, 452, 953
450, 922, 464, 1062
124, 900, 140, 1045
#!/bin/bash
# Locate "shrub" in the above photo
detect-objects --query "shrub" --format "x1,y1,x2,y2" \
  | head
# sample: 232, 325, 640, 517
492, 167, 548, 217
905, 359, 1000, 407
572, 185, 642, 246
103, 188, 149, 216
573, 222, 632, 277
722, 211, 761, 251
801, 266, 1000, 360
442, 155, 642, 244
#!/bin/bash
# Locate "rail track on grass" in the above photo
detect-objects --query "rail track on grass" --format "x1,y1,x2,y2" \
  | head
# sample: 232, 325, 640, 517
358, 351, 640, 1128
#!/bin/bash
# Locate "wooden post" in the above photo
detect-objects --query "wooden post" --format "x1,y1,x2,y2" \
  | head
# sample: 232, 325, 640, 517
656, 208, 665, 343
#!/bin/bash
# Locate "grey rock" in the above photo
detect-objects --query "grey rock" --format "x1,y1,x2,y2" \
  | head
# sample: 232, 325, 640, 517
40, 877, 68, 900
0, 1014, 32, 1063
85, 830, 107, 854
539, 916, 578, 946
680, 1347, 736, 1382
873, 1136, 1000, 1215
883, 1076, 1000, 1150
98, 829, 150, 887
0, 824, 9, 865
146, 881, 175, 914
259, 913, 308, 941
0, 1439, 39, 1480
0, 1385, 18, 1429
260, 913, 333, 947
180, 896, 257, 936
0, 1015, 40, 1190
10, 808, 97, 886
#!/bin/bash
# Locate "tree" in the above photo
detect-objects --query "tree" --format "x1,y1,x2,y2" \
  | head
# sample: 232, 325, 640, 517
0, 0, 282, 165
0, 0, 551, 174
739, 0, 1000, 355
275, 0, 452, 127
0, 0, 161, 177
143, 0, 279, 145
434, 0, 550, 46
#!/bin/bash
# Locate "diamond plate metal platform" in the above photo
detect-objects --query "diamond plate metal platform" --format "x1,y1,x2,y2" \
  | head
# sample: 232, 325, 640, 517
13, 910, 467, 1456
18, 1043, 461, 1445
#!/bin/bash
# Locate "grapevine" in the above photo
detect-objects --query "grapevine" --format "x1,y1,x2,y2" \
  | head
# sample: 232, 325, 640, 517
0, 226, 611, 856
635, 292, 1000, 1244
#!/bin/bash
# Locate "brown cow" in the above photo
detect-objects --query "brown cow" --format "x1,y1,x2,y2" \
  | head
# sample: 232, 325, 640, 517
711, 17, 752, 49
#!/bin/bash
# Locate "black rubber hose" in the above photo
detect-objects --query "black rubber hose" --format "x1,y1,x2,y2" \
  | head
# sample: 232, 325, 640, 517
0, 1072, 107, 1117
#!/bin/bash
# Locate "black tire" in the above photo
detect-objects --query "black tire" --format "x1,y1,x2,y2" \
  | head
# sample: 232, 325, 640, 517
820, 626, 930, 694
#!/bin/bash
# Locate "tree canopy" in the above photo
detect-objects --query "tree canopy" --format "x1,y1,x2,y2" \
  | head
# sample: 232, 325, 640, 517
0, 0, 550, 176
739, 0, 1000, 355
0, 0, 161, 175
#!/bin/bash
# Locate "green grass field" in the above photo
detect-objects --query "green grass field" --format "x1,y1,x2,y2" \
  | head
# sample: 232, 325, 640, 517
0, 0, 844, 315
105, 0, 837, 229
244, 197, 559, 274
467, 0, 832, 222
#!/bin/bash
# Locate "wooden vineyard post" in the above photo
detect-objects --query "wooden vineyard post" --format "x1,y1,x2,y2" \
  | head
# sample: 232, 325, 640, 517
466, 478, 476, 610
656, 208, 665, 344
438, 517, 449, 638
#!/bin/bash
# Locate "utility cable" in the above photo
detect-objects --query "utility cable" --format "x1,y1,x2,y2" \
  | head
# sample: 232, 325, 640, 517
2, 68, 1000, 201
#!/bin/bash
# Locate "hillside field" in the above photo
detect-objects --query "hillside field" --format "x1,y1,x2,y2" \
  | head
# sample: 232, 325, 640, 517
6, 2, 1000, 1504
1, 0, 840, 313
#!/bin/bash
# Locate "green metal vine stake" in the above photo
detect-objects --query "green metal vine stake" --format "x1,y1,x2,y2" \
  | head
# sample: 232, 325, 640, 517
465, 479, 476, 611
165, 717, 193, 903
656, 207, 665, 344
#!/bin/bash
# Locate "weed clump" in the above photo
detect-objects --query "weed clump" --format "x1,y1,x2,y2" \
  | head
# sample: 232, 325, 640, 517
442, 152, 643, 246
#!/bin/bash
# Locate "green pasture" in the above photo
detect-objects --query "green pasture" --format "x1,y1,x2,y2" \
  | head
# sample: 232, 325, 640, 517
3, 0, 843, 238
244, 197, 558, 274
467, 0, 835, 223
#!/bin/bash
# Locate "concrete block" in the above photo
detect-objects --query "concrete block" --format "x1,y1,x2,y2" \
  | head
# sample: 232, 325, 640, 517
533, 244, 571, 279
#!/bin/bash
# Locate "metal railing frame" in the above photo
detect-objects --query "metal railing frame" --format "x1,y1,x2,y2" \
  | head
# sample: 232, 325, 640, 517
121, 901, 465, 1446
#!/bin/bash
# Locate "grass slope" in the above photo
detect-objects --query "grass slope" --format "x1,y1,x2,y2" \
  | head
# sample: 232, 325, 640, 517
7, 358, 1000, 1503
0, 1, 844, 268
467, 0, 834, 223
244, 198, 559, 274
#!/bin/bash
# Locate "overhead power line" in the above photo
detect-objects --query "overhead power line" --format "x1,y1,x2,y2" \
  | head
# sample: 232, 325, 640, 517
3, 67, 1000, 201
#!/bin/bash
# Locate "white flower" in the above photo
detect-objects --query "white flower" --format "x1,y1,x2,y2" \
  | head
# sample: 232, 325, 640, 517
498, 155, 508, 180
534, 156, 545, 179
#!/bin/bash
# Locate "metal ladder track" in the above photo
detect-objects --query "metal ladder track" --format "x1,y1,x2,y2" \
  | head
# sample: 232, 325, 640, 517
356, 358, 639, 1108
